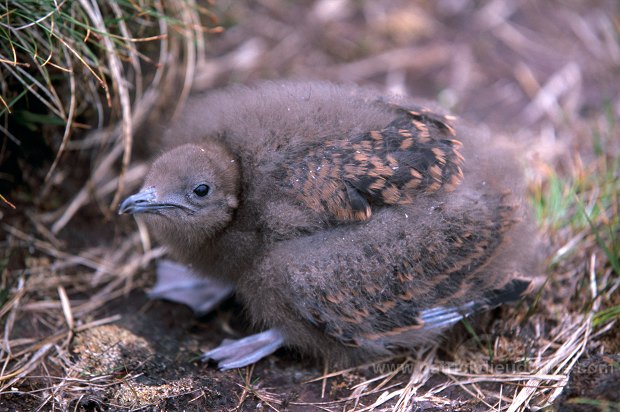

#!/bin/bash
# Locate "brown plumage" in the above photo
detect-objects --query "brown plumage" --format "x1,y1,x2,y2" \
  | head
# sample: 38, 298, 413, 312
119, 81, 543, 370
280, 108, 463, 221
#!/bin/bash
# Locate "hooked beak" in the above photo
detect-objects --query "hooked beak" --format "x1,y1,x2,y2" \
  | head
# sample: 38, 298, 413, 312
119, 187, 176, 215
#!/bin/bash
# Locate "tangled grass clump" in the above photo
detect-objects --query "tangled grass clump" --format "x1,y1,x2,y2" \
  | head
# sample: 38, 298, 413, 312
0, 0, 220, 221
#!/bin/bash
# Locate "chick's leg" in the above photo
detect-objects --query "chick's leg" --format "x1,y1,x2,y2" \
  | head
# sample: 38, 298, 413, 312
149, 259, 234, 316
150, 260, 282, 369
202, 329, 285, 370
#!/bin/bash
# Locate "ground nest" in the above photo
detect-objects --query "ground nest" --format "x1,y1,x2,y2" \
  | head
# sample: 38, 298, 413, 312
1, 1, 619, 411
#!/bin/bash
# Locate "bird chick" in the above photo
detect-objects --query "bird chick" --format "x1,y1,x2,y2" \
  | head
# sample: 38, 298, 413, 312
119, 81, 542, 370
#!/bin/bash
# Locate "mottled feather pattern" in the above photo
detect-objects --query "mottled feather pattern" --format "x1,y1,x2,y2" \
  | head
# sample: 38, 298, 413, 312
125, 81, 543, 369
282, 108, 464, 221
299, 193, 520, 348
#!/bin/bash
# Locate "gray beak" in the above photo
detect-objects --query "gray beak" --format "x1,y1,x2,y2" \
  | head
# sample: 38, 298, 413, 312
118, 187, 159, 215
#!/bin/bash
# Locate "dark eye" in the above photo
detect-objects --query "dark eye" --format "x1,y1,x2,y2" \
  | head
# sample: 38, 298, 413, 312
193, 184, 210, 197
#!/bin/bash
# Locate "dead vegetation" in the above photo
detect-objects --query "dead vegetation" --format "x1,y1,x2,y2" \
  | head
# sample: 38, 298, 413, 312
1, 0, 619, 410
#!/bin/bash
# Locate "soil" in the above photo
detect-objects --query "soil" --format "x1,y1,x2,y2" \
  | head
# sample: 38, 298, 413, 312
555, 354, 620, 412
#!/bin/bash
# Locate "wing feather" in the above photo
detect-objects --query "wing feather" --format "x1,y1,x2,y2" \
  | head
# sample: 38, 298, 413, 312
280, 107, 464, 222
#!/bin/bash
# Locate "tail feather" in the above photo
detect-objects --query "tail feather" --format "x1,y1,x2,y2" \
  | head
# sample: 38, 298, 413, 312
420, 278, 532, 330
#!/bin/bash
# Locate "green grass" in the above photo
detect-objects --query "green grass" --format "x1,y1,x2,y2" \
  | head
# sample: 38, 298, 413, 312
0, 1, 208, 120
0, 0, 221, 209
533, 116, 619, 265
567, 398, 620, 412
533, 167, 619, 237
532, 112, 620, 329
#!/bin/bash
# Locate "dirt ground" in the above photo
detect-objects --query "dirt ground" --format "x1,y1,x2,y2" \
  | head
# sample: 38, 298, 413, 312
2, 0, 619, 411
